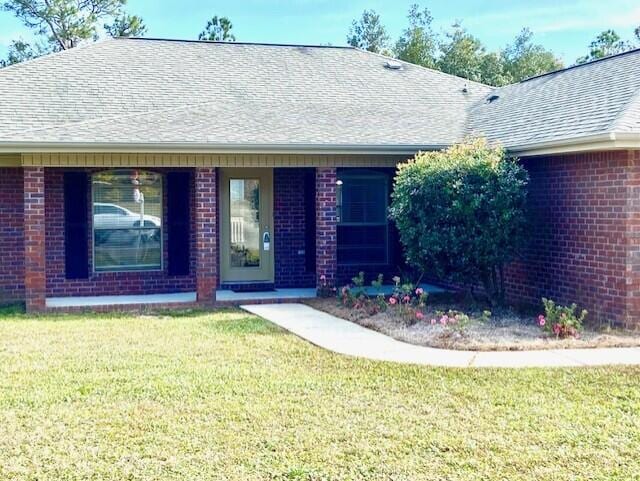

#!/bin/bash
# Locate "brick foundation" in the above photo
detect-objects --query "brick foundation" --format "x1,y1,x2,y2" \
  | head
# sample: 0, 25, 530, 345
0, 168, 25, 304
315, 167, 338, 287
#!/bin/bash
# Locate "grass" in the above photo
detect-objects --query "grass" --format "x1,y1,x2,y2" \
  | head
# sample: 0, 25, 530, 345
0, 308, 639, 480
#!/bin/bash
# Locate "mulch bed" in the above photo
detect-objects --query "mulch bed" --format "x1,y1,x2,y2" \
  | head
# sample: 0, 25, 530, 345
304, 296, 640, 351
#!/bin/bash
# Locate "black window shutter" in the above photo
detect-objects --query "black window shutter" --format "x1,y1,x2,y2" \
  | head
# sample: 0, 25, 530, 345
167, 172, 191, 276
64, 172, 89, 279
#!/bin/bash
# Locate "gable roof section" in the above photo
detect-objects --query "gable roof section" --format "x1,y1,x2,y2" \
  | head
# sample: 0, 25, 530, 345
0, 38, 489, 153
466, 48, 640, 153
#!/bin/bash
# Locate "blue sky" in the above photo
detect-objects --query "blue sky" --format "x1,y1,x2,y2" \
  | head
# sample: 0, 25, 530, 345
1, 0, 640, 63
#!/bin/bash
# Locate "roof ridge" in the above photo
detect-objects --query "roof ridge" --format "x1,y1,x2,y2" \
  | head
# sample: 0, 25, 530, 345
117, 37, 356, 49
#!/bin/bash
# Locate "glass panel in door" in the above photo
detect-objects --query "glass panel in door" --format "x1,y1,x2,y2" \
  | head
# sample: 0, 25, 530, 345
229, 179, 260, 268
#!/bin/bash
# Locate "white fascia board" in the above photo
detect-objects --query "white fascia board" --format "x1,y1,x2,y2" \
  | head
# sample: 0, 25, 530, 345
510, 132, 640, 157
0, 142, 446, 155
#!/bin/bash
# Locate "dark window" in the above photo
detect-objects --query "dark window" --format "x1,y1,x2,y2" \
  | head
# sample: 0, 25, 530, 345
92, 170, 163, 272
337, 172, 389, 265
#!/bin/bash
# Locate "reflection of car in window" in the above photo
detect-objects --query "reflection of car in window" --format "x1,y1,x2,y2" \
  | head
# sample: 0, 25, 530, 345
93, 202, 161, 229
93, 202, 161, 245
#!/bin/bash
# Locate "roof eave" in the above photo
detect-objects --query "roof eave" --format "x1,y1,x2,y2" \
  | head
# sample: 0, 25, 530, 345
0, 141, 446, 156
510, 132, 640, 157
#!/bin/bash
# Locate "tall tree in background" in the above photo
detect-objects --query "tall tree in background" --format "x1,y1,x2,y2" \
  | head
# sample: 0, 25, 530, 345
478, 52, 509, 87
502, 29, 562, 81
1, 0, 145, 66
435, 24, 563, 85
347, 9, 563, 86
198, 16, 235, 41
437, 23, 487, 82
1, 39, 46, 66
104, 13, 146, 37
577, 29, 633, 63
394, 4, 437, 68
347, 9, 389, 53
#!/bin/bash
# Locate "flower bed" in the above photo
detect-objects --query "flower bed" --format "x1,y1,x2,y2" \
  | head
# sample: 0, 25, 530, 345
305, 274, 640, 351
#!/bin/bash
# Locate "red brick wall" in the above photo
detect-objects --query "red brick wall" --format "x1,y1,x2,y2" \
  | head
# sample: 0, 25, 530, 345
315, 167, 337, 287
45, 168, 197, 297
274, 168, 315, 288
625, 150, 640, 325
505, 151, 633, 324
0, 168, 25, 303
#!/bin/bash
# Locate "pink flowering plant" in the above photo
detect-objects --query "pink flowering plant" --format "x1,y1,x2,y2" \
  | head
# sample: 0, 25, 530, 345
538, 298, 587, 339
338, 273, 429, 319
429, 310, 471, 333
387, 276, 429, 323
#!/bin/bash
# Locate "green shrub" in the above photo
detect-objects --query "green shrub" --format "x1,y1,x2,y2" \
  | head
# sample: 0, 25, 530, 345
389, 138, 528, 304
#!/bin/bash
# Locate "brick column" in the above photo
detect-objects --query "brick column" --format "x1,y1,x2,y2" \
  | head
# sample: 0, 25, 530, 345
195, 168, 218, 303
23, 167, 46, 312
315, 167, 338, 290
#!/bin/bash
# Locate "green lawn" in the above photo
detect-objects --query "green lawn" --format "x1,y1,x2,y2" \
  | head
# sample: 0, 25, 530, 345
0, 308, 639, 480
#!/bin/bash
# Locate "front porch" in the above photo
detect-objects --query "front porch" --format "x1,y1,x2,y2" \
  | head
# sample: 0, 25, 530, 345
14, 157, 404, 312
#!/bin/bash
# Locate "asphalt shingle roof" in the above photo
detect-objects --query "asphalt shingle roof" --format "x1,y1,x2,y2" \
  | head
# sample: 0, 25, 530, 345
1, 37, 639, 151
466, 48, 640, 148
0, 38, 489, 148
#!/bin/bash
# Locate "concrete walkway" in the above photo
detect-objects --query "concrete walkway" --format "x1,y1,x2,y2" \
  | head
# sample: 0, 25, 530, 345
241, 303, 640, 368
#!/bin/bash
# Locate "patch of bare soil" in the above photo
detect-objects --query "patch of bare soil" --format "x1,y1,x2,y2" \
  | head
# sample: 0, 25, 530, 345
304, 298, 640, 351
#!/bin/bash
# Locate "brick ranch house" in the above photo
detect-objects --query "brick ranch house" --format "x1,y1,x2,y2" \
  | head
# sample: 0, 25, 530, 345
1, 38, 640, 324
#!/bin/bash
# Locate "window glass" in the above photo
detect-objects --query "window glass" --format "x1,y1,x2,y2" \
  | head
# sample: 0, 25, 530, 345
229, 178, 261, 268
339, 177, 387, 224
92, 170, 163, 272
337, 173, 389, 265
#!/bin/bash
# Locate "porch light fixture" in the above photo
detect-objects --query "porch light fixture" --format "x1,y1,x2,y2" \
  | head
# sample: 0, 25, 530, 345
336, 179, 343, 186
